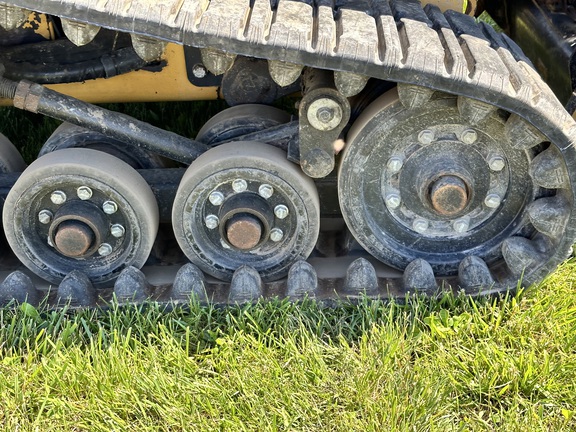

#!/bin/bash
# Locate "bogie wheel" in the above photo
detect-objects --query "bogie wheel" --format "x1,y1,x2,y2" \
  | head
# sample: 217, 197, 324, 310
3, 148, 159, 287
172, 141, 320, 281
339, 88, 576, 292
0, 133, 26, 173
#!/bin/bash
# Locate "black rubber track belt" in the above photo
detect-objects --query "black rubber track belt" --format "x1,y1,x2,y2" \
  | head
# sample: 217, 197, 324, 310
2, 0, 576, 307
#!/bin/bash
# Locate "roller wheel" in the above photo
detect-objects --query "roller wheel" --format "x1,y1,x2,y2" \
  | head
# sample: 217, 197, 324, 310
3, 148, 159, 287
172, 141, 319, 281
0, 133, 26, 173
339, 88, 576, 292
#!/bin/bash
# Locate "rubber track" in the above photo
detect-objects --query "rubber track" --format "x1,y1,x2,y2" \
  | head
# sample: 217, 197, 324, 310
2, 0, 576, 307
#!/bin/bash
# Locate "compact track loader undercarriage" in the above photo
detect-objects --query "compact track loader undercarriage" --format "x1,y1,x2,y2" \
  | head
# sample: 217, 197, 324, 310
0, 0, 575, 307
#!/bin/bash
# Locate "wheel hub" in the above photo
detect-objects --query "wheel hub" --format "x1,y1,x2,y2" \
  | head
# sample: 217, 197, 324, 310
53, 220, 95, 257
429, 175, 469, 217
225, 214, 263, 250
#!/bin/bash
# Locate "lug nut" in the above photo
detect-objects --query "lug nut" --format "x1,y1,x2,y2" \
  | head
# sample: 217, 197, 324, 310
387, 156, 404, 173
102, 200, 118, 214
453, 217, 470, 233
258, 184, 274, 199
209, 191, 225, 206
274, 204, 289, 219
418, 129, 435, 145
232, 179, 248, 193
38, 210, 53, 225
412, 218, 429, 233
488, 155, 506, 172
98, 243, 113, 257
110, 224, 125, 238
76, 186, 93, 200
50, 190, 67, 205
205, 214, 219, 230
385, 193, 401, 210
484, 194, 502, 208
460, 129, 478, 144
270, 228, 284, 242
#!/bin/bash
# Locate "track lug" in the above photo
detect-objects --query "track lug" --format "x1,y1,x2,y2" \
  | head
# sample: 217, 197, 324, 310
528, 196, 570, 239
113, 267, 151, 302
0, 271, 40, 306
61, 19, 101, 46
529, 146, 570, 189
56, 270, 96, 307
343, 258, 378, 295
458, 256, 494, 289
228, 266, 263, 303
403, 259, 437, 294
130, 34, 167, 62
505, 114, 546, 150
201, 48, 237, 76
502, 237, 543, 277
268, 61, 303, 87
457, 97, 497, 125
170, 263, 208, 302
0, 4, 28, 30
397, 84, 434, 109
286, 260, 318, 299
334, 72, 369, 97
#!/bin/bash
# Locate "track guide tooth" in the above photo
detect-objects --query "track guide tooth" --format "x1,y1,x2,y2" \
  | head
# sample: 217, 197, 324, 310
334, 71, 369, 97
286, 260, 318, 299
268, 60, 303, 87
0, 271, 40, 306
343, 258, 378, 295
130, 34, 167, 62
113, 266, 151, 302
228, 266, 263, 303
458, 256, 494, 289
502, 237, 543, 277
60, 19, 101, 47
0, 4, 28, 30
170, 263, 208, 302
403, 259, 437, 294
528, 196, 571, 239
529, 146, 570, 189
397, 84, 434, 109
200, 48, 237, 76
457, 96, 498, 125
56, 270, 96, 307
505, 114, 547, 150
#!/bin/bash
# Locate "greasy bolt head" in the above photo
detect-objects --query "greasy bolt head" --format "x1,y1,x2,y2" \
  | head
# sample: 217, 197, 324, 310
209, 191, 225, 206
387, 156, 404, 173
258, 184, 274, 199
205, 214, 219, 230
270, 228, 284, 242
460, 129, 478, 144
102, 200, 118, 215
418, 129, 435, 145
76, 186, 93, 200
50, 190, 67, 205
232, 179, 248, 193
98, 243, 113, 257
316, 107, 335, 124
488, 155, 506, 172
110, 224, 125, 238
413, 218, 429, 233
38, 210, 53, 225
192, 63, 207, 79
226, 215, 263, 250
484, 193, 502, 209
385, 193, 401, 210
453, 218, 470, 233
274, 204, 289, 219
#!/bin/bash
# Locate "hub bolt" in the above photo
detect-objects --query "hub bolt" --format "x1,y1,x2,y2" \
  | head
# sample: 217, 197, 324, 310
192, 63, 207, 79
76, 186, 93, 200
385, 193, 401, 210
418, 129, 435, 145
38, 210, 53, 225
460, 129, 478, 144
50, 190, 67, 205
270, 228, 284, 242
258, 184, 274, 199
110, 224, 125, 238
102, 200, 118, 214
209, 191, 225, 206
232, 179, 248, 193
98, 243, 113, 257
488, 155, 506, 172
413, 218, 429, 233
387, 156, 404, 174
205, 214, 219, 230
484, 193, 502, 209
453, 217, 470, 233
274, 204, 289, 219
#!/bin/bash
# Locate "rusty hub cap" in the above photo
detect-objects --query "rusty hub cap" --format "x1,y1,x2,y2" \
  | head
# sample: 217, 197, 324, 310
54, 220, 95, 257
429, 175, 469, 216
225, 214, 263, 250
